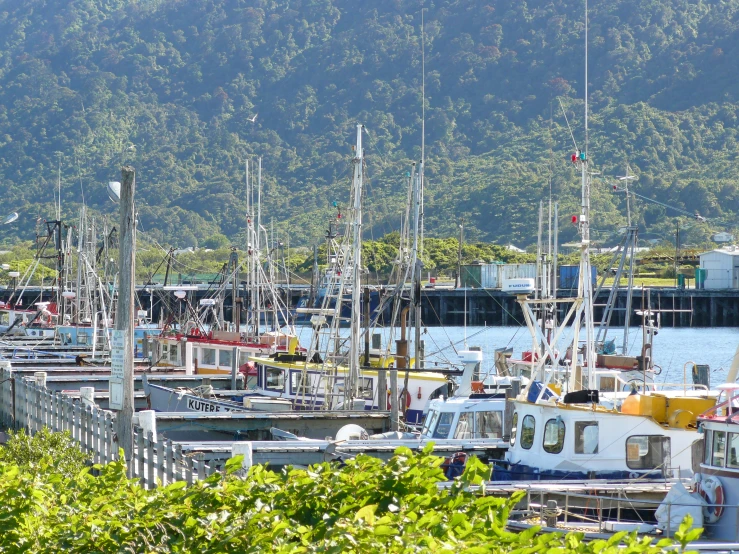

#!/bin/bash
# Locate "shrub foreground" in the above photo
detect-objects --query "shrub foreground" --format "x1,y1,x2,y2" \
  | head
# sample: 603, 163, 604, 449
0, 429, 700, 553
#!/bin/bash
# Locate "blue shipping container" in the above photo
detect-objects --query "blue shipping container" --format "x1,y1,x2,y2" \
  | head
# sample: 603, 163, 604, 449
559, 265, 597, 290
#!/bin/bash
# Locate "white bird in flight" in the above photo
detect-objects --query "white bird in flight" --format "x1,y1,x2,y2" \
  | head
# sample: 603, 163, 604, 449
248, 114, 258, 122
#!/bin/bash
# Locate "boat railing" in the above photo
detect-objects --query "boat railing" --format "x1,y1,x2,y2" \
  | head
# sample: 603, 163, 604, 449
699, 387, 739, 420
592, 369, 709, 396
497, 481, 734, 537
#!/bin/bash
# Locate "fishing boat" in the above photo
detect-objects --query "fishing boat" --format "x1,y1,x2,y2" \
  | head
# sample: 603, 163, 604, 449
141, 374, 292, 413
691, 382, 739, 541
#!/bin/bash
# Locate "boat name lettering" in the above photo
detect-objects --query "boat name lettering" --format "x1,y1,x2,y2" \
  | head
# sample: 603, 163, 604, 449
186, 398, 227, 412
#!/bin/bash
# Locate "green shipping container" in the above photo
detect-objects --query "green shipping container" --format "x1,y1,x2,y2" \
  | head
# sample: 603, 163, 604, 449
461, 265, 482, 288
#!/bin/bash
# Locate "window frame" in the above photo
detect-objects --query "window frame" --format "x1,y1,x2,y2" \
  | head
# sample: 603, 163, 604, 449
431, 412, 455, 439
712, 430, 727, 468
219, 349, 233, 369
625, 435, 671, 470
201, 348, 216, 366
510, 412, 518, 446
574, 421, 599, 455
476, 410, 503, 439
542, 417, 566, 454
520, 414, 536, 450
453, 412, 473, 439
728, 433, 739, 469
265, 367, 285, 391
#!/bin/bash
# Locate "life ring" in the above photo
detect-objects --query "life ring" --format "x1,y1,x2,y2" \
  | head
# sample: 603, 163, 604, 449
388, 389, 412, 413
697, 474, 725, 523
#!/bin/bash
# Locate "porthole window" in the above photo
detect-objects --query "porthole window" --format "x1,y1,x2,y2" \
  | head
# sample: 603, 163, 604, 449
543, 418, 565, 454
521, 415, 535, 450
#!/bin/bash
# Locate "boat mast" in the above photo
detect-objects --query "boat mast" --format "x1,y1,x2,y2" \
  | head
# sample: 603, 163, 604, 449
347, 124, 364, 404
579, 0, 597, 388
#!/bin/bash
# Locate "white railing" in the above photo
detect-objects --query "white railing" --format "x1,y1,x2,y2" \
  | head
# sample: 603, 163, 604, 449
0, 365, 217, 488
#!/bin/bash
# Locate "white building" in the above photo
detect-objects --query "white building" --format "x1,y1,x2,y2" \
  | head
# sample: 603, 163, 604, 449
712, 232, 735, 243
699, 248, 739, 289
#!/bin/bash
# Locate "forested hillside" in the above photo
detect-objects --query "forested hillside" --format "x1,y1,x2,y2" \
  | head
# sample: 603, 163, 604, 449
0, 0, 738, 249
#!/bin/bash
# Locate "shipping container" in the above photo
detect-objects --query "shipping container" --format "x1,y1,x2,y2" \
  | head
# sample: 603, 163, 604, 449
558, 265, 597, 290
480, 264, 501, 288
500, 263, 537, 283
461, 264, 482, 288
461, 263, 501, 288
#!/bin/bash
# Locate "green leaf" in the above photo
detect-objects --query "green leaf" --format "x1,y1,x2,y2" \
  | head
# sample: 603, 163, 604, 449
355, 504, 378, 525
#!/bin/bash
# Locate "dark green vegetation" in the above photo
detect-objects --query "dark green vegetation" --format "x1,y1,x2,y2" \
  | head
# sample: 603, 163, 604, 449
0, 430, 700, 552
0, 0, 737, 251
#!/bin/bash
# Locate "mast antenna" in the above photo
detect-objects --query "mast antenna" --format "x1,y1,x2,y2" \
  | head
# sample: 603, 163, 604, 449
420, 3, 425, 255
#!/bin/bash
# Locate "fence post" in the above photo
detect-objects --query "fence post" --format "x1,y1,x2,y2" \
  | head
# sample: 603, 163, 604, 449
136, 430, 144, 485
165, 440, 174, 485
146, 431, 155, 489
196, 453, 205, 481
155, 438, 164, 487
174, 443, 184, 483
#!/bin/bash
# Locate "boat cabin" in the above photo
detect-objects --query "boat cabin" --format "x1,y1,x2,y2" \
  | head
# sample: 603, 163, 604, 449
420, 394, 506, 440
693, 384, 739, 541
495, 392, 705, 481
250, 356, 448, 424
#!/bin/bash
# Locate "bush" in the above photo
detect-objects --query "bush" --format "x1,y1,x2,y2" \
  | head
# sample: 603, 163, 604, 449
0, 427, 90, 477
0, 432, 701, 552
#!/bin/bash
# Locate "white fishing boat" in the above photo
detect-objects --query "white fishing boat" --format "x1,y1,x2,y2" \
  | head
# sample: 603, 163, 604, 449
141, 374, 292, 413
692, 383, 739, 541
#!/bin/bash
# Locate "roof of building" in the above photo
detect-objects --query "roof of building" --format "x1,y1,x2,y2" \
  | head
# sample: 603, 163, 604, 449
699, 248, 739, 257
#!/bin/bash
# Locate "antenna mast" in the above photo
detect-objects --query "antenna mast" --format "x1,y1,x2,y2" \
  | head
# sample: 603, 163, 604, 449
420, 5, 425, 256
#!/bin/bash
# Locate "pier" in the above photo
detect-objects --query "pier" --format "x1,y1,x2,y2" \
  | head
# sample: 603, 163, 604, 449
9, 285, 739, 328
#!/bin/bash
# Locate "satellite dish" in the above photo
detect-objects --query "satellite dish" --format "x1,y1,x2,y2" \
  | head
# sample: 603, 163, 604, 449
2, 212, 18, 225
108, 181, 121, 202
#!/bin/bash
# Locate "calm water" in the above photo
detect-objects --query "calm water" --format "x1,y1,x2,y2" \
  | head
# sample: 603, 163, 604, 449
293, 325, 739, 387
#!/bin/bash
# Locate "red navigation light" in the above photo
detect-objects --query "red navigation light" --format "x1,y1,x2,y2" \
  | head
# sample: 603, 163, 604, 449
571, 215, 578, 225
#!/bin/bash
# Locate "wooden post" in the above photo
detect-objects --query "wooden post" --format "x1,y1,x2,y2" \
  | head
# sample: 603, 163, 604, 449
115, 166, 136, 471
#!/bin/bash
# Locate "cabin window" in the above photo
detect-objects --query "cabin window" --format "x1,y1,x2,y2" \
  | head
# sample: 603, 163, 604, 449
543, 418, 566, 454
359, 377, 373, 400
171, 345, 180, 363
476, 411, 503, 439
712, 430, 727, 467
0, 312, 8, 326
510, 412, 518, 446
454, 412, 472, 439
520, 415, 535, 450
704, 430, 712, 465
422, 410, 439, 436
291, 371, 314, 397
239, 351, 250, 366
626, 436, 671, 470
219, 349, 233, 368
575, 421, 598, 454
201, 348, 216, 366
432, 412, 455, 439
265, 368, 285, 391
728, 433, 739, 469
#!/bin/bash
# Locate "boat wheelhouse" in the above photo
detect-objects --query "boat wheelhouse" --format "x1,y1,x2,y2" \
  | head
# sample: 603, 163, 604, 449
693, 383, 739, 542
58, 324, 162, 360
153, 329, 299, 381
494, 389, 713, 481
0, 302, 58, 338
250, 354, 447, 424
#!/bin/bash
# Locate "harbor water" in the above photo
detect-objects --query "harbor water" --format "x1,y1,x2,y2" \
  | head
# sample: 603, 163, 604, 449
292, 325, 739, 387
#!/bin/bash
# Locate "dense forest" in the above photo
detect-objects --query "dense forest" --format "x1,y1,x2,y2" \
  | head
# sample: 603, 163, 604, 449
0, 0, 737, 251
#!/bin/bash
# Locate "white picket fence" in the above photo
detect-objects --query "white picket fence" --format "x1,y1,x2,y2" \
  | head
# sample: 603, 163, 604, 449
0, 364, 217, 488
